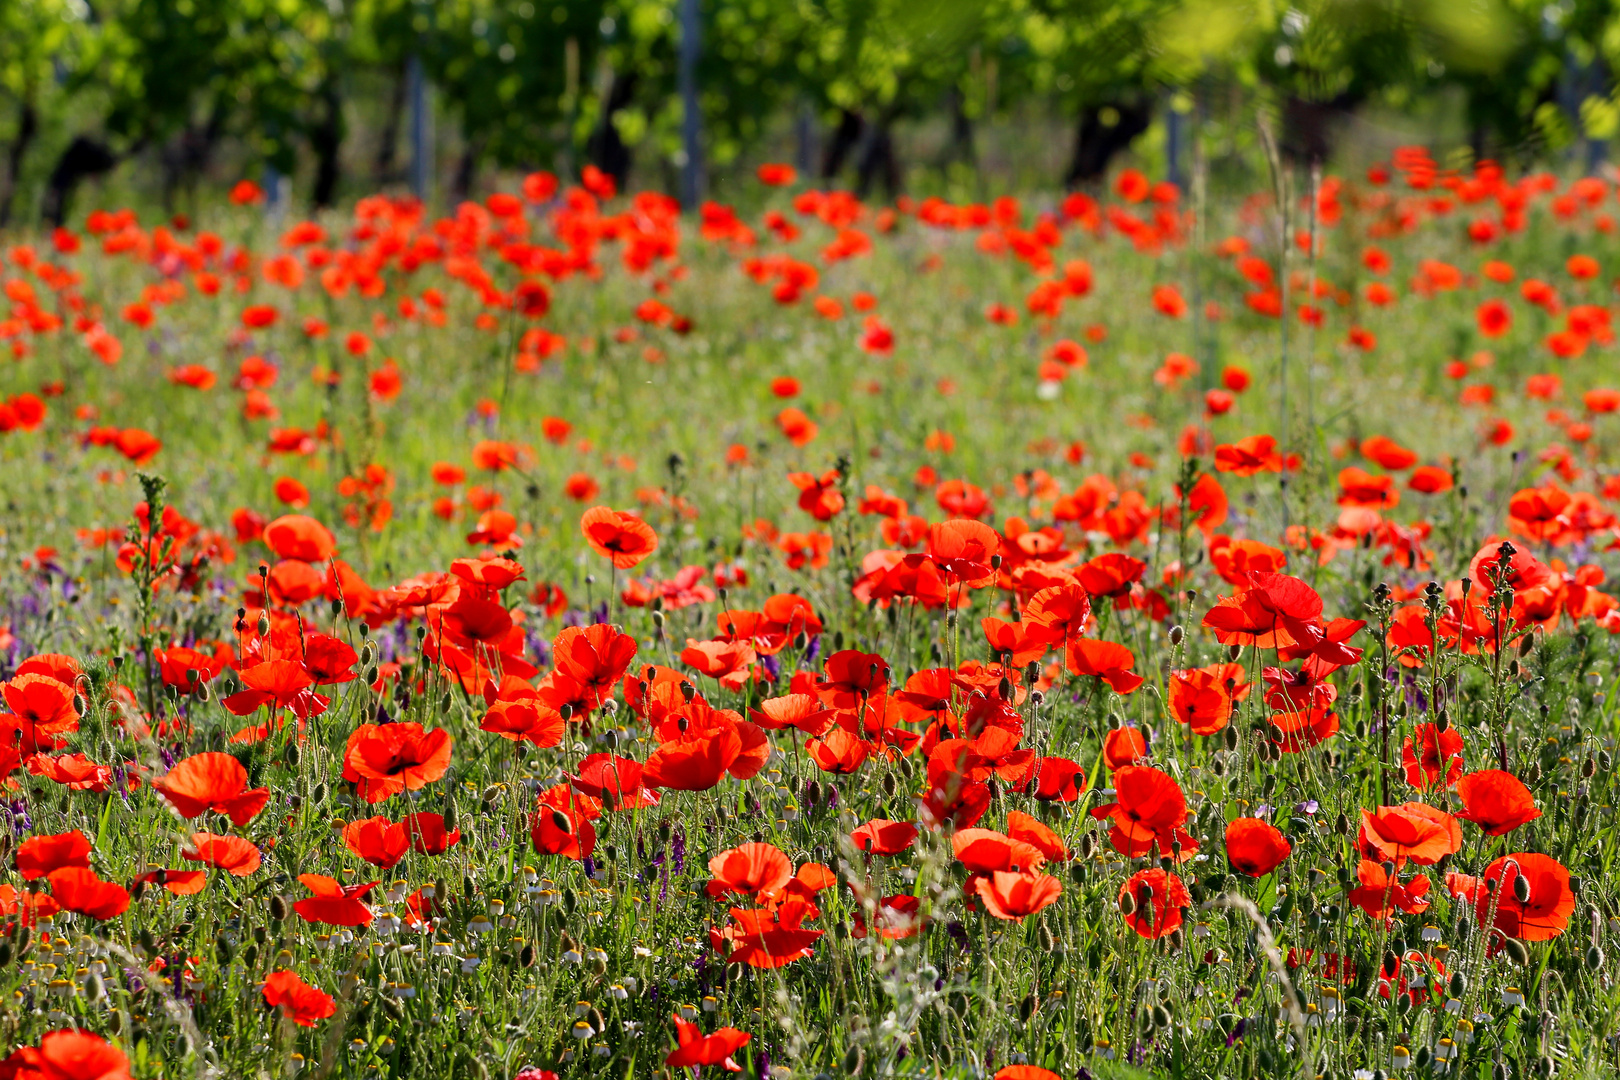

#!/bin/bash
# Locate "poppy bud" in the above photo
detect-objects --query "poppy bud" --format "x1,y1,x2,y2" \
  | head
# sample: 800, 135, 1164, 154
794, 632, 810, 651
1118, 891, 1137, 916
1068, 862, 1086, 885
215, 930, 234, 964
269, 896, 288, 922
1334, 812, 1351, 835
1168, 625, 1184, 646
444, 799, 460, 833
284, 743, 301, 769
843, 1046, 864, 1076
311, 782, 328, 806
1151, 1004, 1172, 1028
1513, 874, 1531, 903
1448, 971, 1467, 997
1227, 644, 1242, 661
139, 927, 157, 956
1222, 726, 1240, 751
86, 971, 106, 1002
12, 926, 30, 958
1504, 937, 1530, 965
197, 681, 211, 703
997, 677, 1012, 701
0, 941, 11, 967
257, 614, 270, 637
1582, 757, 1596, 779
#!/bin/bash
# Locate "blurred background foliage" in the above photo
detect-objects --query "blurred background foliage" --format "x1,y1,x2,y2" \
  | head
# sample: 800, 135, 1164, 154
2, 0, 1620, 218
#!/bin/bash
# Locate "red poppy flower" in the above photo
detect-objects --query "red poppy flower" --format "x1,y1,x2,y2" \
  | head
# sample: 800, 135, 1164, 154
1225, 817, 1291, 877
182, 832, 262, 876
1401, 724, 1464, 790
341, 723, 453, 803
1471, 852, 1574, 941
26, 753, 111, 792
1006, 810, 1067, 862
1348, 859, 1431, 920
1118, 867, 1191, 938
572, 753, 659, 810
47, 866, 131, 920
1454, 769, 1541, 835
1077, 553, 1146, 599
1090, 765, 1197, 861
15, 830, 91, 880
0, 1030, 131, 1080
580, 506, 659, 569
1030, 756, 1085, 801
722, 897, 824, 968
152, 752, 270, 825
343, 816, 409, 869
3, 673, 79, 748
1269, 706, 1340, 752
1065, 638, 1144, 694
1214, 434, 1284, 475
995, 1069, 1062, 1080
816, 649, 890, 707
262, 970, 336, 1027
926, 519, 1002, 586
805, 727, 871, 774
1101, 726, 1148, 770
553, 624, 638, 705
262, 514, 337, 562
1167, 667, 1236, 735
1408, 465, 1453, 494
975, 869, 1062, 921
706, 843, 793, 903
1359, 804, 1460, 866
293, 873, 377, 927
665, 1014, 751, 1070
130, 869, 207, 896
1023, 584, 1092, 644
643, 722, 768, 791
851, 893, 924, 940
849, 818, 917, 857
952, 828, 1046, 874
530, 785, 600, 860
788, 470, 845, 521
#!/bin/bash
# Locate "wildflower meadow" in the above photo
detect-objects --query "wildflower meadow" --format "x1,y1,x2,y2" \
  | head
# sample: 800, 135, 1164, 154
2, 150, 1620, 1080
